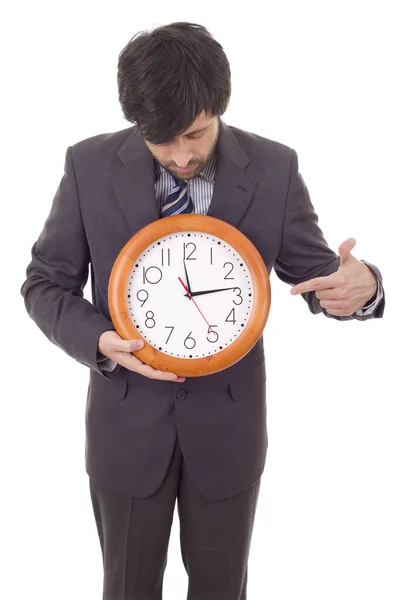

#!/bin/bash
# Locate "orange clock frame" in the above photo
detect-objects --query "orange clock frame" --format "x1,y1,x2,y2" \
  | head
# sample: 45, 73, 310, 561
108, 214, 271, 377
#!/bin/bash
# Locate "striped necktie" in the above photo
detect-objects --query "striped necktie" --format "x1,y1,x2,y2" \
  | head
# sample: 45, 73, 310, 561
161, 176, 194, 217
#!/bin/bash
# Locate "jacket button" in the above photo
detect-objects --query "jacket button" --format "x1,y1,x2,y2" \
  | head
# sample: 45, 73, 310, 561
176, 389, 186, 400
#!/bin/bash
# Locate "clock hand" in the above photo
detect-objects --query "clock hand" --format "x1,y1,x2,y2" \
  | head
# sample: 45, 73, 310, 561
184, 286, 238, 298
178, 277, 216, 335
183, 259, 193, 297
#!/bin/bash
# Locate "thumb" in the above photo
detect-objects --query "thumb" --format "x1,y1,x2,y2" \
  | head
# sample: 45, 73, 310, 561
339, 237, 357, 266
119, 338, 144, 352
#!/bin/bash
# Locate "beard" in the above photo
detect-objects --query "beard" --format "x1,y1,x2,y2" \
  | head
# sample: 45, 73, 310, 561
163, 122, 220, 181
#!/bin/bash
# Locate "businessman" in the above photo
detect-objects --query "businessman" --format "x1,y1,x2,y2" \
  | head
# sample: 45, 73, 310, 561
21, 21, 385, 600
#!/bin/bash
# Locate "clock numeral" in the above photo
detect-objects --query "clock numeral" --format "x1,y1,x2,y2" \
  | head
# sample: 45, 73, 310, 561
145, 311, 156, 328
136, 289, 149, 307
183, 242, 197, 260
143, 266, 163, 285
210, 247, 213, 265
161, 248, 171, 267
225, 307, 237, 324
232, 287, 243, 305
184, 331, 196, 350
164, 326, 174, 344
206, 325, 219, 343
223, 262, 235, 280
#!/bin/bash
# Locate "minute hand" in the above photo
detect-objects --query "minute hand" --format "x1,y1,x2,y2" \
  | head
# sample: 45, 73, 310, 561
184, 286, 238, 298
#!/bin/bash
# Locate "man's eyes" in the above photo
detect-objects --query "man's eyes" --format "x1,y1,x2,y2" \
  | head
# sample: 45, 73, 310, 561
159, 133, 204, 146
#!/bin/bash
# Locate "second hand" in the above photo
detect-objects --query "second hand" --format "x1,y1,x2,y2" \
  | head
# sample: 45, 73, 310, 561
178, 277, 216, 335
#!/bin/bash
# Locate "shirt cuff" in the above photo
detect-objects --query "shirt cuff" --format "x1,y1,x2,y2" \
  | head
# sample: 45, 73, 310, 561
355, 277, 383, 316
96, 353, 118, 372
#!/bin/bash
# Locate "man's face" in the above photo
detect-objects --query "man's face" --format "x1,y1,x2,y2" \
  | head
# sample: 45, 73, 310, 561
143, 110, 220, 180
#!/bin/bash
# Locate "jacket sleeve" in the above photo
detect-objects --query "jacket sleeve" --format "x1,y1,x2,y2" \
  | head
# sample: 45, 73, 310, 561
273, 149, 385, 321
20, 145, 117, 376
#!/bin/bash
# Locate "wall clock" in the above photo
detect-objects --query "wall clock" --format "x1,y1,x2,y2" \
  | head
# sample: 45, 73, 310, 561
108, 214, 271, 377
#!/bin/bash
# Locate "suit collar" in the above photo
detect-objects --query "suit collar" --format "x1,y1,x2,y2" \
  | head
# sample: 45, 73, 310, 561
112, 119, 258, 235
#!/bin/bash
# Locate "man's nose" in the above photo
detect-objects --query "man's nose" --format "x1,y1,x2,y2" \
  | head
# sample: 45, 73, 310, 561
171, 140, 193, 167
175, 159, 192, 168
173, 154, 193, 168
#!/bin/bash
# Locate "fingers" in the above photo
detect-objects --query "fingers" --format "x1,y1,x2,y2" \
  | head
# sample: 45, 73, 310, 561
101, 332, 186, 381
291, 272, 343, 295
135, 362, 186, 382
114, 348, 186, 382
316, 288, 348, 301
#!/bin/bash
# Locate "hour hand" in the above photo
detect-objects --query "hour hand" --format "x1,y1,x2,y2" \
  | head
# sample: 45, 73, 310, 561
184, 286, 238, 298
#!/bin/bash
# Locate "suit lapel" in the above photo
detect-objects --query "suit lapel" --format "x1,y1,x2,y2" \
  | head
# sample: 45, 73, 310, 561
207, 120, 257, 228
111, 127, 159, 236
111, 119, 258, 235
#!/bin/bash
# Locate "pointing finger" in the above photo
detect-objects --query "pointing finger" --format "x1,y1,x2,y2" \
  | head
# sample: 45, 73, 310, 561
291, 273, 340, 296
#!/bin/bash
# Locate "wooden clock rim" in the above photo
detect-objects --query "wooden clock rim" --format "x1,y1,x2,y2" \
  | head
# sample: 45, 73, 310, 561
108, 214, 271, 377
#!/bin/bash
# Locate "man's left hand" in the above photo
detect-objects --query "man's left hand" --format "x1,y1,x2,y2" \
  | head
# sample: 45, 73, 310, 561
290, 238, 378, 316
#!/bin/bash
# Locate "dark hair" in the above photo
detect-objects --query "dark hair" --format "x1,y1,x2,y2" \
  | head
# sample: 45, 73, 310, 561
117, 22, 231, 144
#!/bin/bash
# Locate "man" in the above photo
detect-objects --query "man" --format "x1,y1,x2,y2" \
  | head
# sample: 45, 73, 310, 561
20, 21, 385, 600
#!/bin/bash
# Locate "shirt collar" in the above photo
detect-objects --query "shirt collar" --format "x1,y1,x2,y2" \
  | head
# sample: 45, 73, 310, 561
154, 148, 217, 183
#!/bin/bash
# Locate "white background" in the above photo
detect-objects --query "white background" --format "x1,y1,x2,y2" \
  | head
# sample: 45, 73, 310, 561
2, 1, 399, 598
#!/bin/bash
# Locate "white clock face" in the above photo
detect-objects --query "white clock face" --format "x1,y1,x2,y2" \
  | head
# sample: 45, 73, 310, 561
126, 231, 254, 358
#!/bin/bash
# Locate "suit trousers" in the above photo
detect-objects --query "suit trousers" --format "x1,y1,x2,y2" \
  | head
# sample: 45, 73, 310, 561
89, 435, 261, 600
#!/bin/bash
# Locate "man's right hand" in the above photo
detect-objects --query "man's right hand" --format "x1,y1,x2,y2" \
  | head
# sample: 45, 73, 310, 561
98, 330, 186, 382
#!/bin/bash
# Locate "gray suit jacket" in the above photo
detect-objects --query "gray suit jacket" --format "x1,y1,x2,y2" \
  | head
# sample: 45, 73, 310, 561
20, 120, 385, 500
